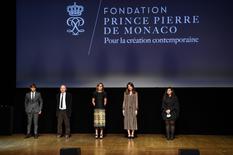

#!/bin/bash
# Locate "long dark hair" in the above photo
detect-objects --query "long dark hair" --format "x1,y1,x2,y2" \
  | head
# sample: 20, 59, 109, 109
163, 87, 176, 99
96, 82, 104, 92
125, 82, 136, 94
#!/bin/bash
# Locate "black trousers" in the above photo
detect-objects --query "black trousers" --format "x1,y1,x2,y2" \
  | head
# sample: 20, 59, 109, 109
57, 110, 70, 135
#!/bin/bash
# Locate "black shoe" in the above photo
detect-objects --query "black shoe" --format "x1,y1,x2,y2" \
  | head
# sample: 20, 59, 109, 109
25, 134, 31, 138
166, 135, 170, 140
34, 134, 38, 139
170, 135, 175, 140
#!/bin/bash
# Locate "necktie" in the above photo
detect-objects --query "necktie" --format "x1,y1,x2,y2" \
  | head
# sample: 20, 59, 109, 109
60, 93, 63, 109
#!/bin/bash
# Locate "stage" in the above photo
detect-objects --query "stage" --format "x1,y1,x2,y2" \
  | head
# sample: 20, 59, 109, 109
0, 134, 232, 155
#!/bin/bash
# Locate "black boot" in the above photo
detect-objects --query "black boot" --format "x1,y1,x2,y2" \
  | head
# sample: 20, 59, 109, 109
166, 125, 170, 140
170, 125, 175, 140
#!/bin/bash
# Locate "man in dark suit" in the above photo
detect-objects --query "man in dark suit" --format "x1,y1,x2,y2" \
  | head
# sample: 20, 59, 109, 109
24, 83, 43, 139
56, 85, 72, 138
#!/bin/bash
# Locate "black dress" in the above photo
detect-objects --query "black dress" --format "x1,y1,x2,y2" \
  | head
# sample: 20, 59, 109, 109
93, 91, 107, 128
93, 91, 107, 109
161, 95, 179, 121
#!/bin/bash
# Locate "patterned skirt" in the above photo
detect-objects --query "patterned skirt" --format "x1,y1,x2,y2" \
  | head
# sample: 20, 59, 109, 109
94, 109, 105, 128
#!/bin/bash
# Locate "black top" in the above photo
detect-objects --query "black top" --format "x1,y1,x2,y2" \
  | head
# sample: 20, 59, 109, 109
161, 95, 179, 121
56, 92, 72, 117
93, 91, 107, 109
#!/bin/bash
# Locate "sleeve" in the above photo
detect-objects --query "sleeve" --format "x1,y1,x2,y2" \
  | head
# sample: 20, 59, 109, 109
104, 92, 107, 98
135, 92, 138, 110
161, 96, 166, 112
69, 93, 72, 113
174, 96, 180, 117
92, 92, 96, 99
122, 92, 126, 110
56, 94, 59, 117
104, 92, 107, 105
38, 93, 43, 111
67, 93, 72, 117
24, 93, 28, 112
56, 94, 59, 108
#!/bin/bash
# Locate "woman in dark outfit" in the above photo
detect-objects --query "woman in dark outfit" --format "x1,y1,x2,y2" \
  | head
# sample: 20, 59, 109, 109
161, 87, 179, 140
92, 83, 107, 139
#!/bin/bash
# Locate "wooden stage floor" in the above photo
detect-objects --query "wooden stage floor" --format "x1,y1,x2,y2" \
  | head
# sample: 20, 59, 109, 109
0, 134, 233, 155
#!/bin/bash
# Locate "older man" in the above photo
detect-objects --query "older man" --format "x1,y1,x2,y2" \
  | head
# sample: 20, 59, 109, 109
56, 85, 72, 138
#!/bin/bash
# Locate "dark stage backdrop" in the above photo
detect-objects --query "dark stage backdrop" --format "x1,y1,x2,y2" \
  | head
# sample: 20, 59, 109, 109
10, 88, 233, 135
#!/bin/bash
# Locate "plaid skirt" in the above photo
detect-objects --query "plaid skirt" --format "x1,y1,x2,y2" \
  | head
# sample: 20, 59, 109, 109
94, 109, 105, 128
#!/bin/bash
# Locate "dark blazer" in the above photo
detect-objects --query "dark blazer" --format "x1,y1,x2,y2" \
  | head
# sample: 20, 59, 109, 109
56, 92, 72, 117
25, 92, 43, 113
161, 95, 179, 121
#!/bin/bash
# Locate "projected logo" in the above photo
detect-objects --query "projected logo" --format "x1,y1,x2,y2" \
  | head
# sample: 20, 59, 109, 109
66, 2, 85, 36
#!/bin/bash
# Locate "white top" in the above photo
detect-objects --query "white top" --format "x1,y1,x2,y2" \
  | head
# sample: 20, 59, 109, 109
59, 92, 66, 110
31, 92, 35, 99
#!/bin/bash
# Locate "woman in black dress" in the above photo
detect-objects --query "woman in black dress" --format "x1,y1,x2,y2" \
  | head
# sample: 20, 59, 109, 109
161, 87, 179, 140
92, 83, 107, 139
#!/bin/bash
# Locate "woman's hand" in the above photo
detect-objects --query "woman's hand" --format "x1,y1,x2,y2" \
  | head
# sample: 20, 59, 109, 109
135, 110, 138, 115
166, 109, 171, 113
122, 110, 125, 116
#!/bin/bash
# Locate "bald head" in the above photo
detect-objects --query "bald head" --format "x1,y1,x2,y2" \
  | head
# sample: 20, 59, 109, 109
60, 85, 67, 93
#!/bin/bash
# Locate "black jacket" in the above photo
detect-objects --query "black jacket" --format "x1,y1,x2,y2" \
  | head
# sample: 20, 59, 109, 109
56, 92, 72, 117
161, 95, 179, 121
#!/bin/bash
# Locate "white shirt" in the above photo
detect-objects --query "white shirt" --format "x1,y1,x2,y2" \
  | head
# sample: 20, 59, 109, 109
31, 92, 35, 100
59, 92, 66, 110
